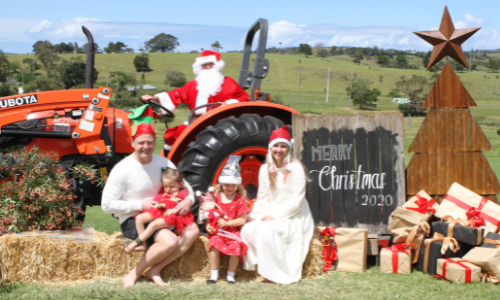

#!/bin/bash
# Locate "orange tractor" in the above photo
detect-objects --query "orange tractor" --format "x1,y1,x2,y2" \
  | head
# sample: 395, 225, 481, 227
0, 19, 297, 216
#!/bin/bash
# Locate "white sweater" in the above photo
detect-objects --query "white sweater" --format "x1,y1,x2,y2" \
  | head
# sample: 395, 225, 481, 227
101, 154, 194, 224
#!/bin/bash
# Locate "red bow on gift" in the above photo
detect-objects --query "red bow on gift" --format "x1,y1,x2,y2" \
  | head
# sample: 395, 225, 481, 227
384, 244, 410, 274
320, 227, 338, 272
406, 195, 436, 215
466, 207, 486, 227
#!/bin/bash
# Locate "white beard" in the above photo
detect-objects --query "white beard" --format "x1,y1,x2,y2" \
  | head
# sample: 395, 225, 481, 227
195, 68, 224, 99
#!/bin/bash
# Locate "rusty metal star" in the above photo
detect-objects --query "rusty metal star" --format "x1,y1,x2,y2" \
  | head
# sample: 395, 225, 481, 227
414, 6, 480, 70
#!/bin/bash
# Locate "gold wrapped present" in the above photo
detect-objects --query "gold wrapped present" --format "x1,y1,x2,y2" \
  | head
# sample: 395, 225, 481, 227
317, 227, 367, 273
436, 258, 481, 283
435, 183, 500, 233
380, 244, 412, 274
388, 191, 438, 242
463, 247, 500, 279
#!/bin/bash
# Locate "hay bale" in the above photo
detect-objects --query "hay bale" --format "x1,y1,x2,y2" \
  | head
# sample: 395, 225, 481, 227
0, 229, 324, 284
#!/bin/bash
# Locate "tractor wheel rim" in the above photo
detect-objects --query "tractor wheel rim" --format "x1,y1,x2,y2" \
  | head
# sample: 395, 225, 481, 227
212, 147, 268, 190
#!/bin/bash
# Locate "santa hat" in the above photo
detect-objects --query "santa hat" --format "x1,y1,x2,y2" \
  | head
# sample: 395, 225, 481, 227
128, 104, 157, 139
192, 50, 225, 76
269, 125, 293, 150
218, 155, 242, 184
163, 124, 188, 150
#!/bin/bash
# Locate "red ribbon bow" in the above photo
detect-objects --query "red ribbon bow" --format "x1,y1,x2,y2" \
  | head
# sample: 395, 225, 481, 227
466, 207, 486, 227
320, 227, 338, 272
444, 194, 500, 230
406, 195, 436, 215
384, 244, 410, 274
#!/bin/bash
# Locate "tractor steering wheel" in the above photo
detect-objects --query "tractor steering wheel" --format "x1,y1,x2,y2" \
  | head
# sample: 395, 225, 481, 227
147, 99, 175, 119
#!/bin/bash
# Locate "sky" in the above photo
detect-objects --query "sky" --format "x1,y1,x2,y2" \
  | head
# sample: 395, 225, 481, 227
0, 0, 499, 54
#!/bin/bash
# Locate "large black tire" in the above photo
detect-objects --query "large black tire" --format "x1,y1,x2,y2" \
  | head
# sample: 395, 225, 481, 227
178, 113, 286, 194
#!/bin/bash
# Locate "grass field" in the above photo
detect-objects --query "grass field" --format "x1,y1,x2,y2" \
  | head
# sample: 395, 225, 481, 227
4, 52, 500, 298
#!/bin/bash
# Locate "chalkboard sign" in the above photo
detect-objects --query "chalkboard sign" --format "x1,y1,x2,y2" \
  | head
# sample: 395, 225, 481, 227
292, 113, 405, 234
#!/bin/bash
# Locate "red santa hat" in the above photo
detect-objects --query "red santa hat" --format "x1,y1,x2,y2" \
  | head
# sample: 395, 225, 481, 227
163, 124, 188, 150
192, 50, 225, 75
269, 125, 293, 150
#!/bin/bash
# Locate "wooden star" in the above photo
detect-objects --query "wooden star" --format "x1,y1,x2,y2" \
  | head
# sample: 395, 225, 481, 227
414, 6, 480, 70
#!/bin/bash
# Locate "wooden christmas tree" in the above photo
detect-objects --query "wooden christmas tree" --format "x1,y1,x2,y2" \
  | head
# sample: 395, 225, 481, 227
406, 6, 500, 203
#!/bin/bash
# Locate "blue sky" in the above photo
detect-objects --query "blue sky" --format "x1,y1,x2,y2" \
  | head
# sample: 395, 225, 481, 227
1, 0, 499, 54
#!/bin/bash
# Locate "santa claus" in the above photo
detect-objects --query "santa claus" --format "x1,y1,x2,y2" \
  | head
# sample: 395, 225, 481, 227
141, 50, 250, 151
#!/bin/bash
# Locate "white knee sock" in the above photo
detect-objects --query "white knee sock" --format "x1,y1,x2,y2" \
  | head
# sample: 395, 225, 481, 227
210, 270, 219, 281
227, 271, 235, 282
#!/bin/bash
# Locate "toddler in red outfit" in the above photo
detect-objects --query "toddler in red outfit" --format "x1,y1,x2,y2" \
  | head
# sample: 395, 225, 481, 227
124, 168, 194, 253
206, 156, 249, 284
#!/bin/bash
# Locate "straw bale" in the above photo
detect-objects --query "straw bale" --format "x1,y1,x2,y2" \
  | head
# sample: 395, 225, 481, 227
0, 229, 324, 284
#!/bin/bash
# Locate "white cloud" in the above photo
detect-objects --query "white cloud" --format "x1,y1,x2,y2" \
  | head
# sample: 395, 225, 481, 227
455, 13, 484, 29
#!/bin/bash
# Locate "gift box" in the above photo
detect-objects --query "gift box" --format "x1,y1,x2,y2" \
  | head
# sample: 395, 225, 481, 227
317, 227, 367, 273
482, 232, 500, 249
416, 233, 473, 275
463, 247, 500, 279
432, 221, 483, 246
435, 183, 500, 233
436, 258, 481, 283
403, 222, 431, 264
403, 190, 439, 216
380, 244, 412, 274
388, 191, 438, 242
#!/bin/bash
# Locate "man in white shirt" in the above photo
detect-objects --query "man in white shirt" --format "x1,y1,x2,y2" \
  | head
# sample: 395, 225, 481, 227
102, 114, 199, 287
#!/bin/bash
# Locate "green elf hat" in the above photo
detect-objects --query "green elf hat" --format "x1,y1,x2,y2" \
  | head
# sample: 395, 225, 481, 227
128, 104, 157, 138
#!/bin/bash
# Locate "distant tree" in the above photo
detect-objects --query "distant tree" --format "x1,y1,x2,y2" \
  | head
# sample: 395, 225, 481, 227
422, 51, 431, 69
395, 75, 428, 105
144, 33, 180, 53
24, 75, 61, 93
9, 61, 20, 73
109, 71, 135, 91
124, 47, 135, 53
32, 40, 53, 54
314, 43, 325, 56
395, 55, 408, 68
377, 55, 391, 67
298, 43, 313, 57
351, 51, 364, 64
104, 42, 127, 54
388, 88, 402, 98
0, 83, 15, 97
485, 58, 500, 72
60, 60, 98, 89
454, 63, 466, 72
53, 42, 73, 54
346, 79, 380, 109
22, 58, 42, 73
471, 62, 478, 71
35, 47, 59, 77
0, 50, 10, 83
211, 41, 223, 52
133, 53, 150, 72
165, 68, 186, 87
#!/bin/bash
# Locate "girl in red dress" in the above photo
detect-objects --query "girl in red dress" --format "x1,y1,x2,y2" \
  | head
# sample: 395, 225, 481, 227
206, 156, 249, 284
124, 168, 194, 253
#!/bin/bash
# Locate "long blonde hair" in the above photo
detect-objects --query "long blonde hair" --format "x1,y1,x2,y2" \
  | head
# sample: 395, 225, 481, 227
213, 183, 247, 198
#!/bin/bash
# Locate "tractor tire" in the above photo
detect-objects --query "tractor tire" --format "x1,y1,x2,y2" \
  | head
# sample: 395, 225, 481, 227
178, 113, 287, 196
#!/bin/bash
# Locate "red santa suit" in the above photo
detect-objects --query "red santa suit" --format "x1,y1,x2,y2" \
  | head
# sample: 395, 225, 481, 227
154, 51, 250, 150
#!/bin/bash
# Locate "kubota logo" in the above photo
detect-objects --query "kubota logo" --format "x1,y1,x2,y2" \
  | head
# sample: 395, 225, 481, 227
0, 95, 38, 108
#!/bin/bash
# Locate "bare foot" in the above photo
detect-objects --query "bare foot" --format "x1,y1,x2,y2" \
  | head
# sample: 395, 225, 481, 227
124, 241, 138, 254
146, 268, 169, 287
122, 271, 139, 288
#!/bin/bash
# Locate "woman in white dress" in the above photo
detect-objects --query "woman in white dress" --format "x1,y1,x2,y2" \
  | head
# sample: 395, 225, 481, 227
241, 125, 314, 284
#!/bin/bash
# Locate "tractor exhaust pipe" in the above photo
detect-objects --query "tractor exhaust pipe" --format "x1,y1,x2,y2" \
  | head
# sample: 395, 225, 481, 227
82, 26, 95, 89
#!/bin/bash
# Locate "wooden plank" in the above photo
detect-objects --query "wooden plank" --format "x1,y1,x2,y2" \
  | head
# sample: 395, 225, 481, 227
407, 152, 500, 195
379, 114, 396, 225
304, 115, 321, 224
391, 112, 406, 208
341, 115, 357, 227
367, 115, 382, 226
317, 114, 334, 225
408, 108, 493, 153
354, 115, 370, 225
292, 113, 305, 161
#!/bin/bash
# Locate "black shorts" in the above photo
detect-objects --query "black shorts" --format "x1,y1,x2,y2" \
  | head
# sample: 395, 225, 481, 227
120, 216, 178, 247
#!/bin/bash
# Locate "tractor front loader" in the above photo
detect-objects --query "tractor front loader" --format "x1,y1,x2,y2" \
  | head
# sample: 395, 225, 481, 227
0, 18, 298, 219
